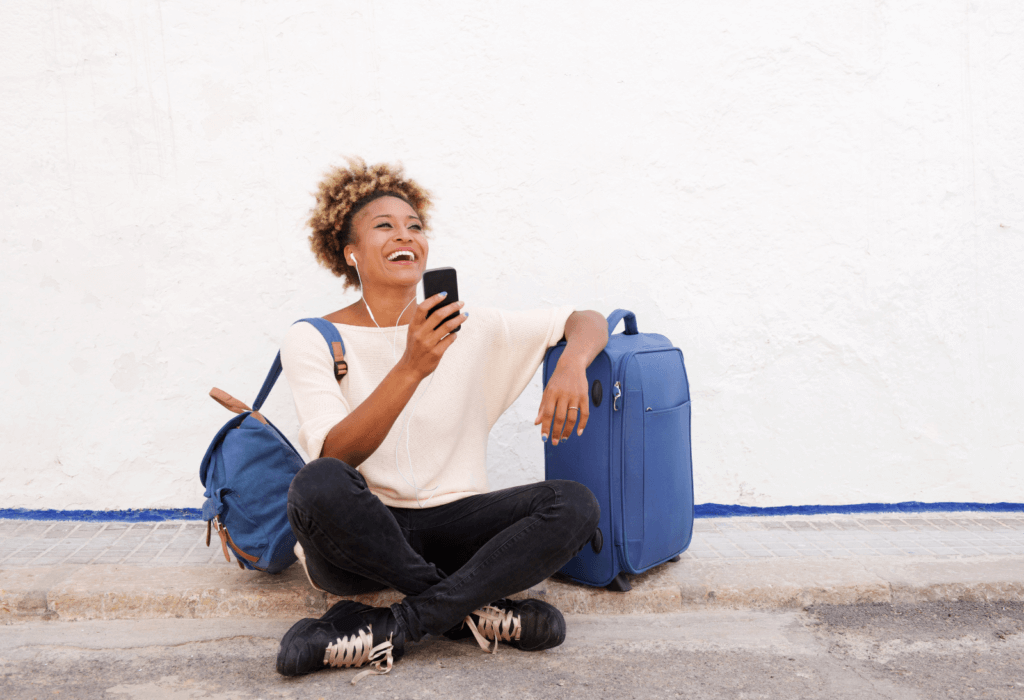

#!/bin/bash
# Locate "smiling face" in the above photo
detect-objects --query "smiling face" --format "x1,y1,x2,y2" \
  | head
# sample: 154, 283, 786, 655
343, 195, 429, 292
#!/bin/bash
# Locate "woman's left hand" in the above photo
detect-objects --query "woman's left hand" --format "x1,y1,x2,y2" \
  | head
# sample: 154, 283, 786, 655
535, 359, 590, 445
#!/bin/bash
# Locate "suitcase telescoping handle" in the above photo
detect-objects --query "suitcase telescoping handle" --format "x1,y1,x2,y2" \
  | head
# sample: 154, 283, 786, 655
607, 309, 638, 336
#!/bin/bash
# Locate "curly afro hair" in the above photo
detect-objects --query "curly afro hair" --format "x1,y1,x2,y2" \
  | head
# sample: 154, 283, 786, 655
308, 157, 432, 289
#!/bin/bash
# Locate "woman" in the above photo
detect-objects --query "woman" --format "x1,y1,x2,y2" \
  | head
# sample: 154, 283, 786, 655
277, 158, 608, 680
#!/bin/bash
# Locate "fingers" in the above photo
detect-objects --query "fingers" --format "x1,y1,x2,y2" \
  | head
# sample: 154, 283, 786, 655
534, 393, 555, 443
416, 292, 450, 319
438, 309, 468, 335
436, 326, 459, 353
550, 396, 570, 445
412, 296, 464, 334
536, 384, 590, 445
576, 401, 590, 437
559, 404, 580, 443
424, 301, 465, 332
426, 310, 466, 359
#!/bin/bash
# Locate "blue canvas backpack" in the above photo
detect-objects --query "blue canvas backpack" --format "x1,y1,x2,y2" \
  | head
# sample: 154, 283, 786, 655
199, 318, 346, 573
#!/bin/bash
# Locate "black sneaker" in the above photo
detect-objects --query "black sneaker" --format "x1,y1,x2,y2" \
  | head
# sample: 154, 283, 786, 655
276, 600, 406, 682
447, 598, 566, 653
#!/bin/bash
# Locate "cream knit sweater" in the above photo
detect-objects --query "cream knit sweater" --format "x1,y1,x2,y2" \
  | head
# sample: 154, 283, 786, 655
280, 305, 574, 509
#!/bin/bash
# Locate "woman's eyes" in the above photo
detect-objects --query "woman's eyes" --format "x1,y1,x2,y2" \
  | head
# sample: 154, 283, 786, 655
374, 221, 423, 232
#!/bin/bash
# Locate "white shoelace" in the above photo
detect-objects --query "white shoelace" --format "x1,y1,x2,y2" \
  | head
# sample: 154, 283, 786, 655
323, 624, 397, 684
462, 605, 522, 654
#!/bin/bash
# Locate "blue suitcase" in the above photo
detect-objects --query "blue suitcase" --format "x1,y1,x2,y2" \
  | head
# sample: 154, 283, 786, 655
543, 309, 694, 591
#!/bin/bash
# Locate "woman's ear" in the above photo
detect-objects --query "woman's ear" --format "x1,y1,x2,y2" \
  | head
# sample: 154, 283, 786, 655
343, 245, 356, 266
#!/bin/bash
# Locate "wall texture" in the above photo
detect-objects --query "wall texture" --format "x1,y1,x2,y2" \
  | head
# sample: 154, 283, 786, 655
2, 1, 1022, 510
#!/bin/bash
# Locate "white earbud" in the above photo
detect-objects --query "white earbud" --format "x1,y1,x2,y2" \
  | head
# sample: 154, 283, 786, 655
349, 253, 357, 266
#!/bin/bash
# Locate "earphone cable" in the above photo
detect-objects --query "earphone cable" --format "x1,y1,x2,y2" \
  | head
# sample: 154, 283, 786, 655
352, 258, 435, 507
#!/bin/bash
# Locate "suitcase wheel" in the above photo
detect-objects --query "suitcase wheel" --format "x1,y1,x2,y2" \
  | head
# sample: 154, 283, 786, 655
606, 573, 632, 592
669, 555, 681, 563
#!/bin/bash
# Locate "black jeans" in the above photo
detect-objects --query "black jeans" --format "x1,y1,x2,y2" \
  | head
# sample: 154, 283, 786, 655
287, 458, 600, 642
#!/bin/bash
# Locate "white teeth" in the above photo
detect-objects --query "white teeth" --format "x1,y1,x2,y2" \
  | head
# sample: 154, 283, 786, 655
387, 250, 416, 261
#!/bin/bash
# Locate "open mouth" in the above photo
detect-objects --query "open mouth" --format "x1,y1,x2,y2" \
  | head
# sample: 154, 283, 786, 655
386, 250, 417, 263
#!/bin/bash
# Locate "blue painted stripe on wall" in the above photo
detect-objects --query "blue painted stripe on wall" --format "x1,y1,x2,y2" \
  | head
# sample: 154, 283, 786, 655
0, 508, 204, 522
694, 502, 1024, 518
1, 502, 1022, 522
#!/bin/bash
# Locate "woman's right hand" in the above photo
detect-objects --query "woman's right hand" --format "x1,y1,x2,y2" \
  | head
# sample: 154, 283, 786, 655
399, 293, 467, 380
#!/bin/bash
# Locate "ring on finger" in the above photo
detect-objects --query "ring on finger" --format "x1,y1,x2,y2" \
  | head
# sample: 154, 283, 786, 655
567, 406, 579, 412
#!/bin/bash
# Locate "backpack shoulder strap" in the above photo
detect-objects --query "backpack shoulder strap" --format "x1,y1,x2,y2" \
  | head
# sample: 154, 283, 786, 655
251, 318, 347, 411
296, 317, 348, 381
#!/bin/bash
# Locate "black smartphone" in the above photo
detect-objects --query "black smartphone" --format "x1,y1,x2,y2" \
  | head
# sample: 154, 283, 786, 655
422, 267, 461, 332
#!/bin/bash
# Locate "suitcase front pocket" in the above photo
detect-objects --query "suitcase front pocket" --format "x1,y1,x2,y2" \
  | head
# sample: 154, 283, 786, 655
643, 400, 692, 569
623, 399, 692, 572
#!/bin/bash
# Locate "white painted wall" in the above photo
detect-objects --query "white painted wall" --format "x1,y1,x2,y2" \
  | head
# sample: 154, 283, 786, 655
2, 1, 1022, 511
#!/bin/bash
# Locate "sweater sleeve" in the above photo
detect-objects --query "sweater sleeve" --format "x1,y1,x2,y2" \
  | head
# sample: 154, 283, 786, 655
280, 321, 351, 460
485, 305, 575, 425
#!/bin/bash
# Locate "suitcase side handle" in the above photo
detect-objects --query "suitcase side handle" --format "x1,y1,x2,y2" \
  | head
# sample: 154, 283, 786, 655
607, 309, 638, 336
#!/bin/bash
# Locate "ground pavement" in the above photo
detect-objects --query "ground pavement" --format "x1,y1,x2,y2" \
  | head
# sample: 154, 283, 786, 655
2, 511, 1023, 622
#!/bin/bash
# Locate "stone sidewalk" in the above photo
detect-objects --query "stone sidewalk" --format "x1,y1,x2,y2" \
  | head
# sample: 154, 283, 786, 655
2, 512, 1023, 622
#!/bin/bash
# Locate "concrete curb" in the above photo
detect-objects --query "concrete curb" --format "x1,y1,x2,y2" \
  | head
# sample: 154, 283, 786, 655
3, 555, 1023, 623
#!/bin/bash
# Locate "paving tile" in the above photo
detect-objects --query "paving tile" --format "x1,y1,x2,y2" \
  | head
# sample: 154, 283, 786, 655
16, 548, 52, 556
949, 519, 987, 530
773, 549, 803, 558
689, 550, 721, 560
15, 523, 52, 535
790, 540, 823, 552
66, 532, 97, 540
894, 518, 924, 529
986, 521, 1017, 531
798, 536, 831, 548
42, 526, 76, 538
713, 548, 749, 559
163, 542, 197, 551
2, 558, 34, 566
31, 557, 65, 565
735, 542, 768, 552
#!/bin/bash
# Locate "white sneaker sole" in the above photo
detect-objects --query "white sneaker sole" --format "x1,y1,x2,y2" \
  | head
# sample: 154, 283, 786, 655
294, 542, 327, 593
